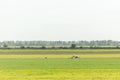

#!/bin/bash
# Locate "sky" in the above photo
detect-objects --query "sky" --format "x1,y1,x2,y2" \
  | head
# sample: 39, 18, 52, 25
0, 0, 120, 41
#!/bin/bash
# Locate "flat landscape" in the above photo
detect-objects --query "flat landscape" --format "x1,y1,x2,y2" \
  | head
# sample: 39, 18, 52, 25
0, 49, 120, 80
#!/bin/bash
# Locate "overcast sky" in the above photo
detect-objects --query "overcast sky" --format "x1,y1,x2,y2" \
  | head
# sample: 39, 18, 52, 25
0, 0, 120, 41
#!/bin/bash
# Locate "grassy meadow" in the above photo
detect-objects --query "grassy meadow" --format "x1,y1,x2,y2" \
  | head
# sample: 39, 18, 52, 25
0, 49, 120, 80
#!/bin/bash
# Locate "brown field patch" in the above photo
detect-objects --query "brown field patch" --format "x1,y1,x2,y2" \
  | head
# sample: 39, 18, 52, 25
0, 51, 120, 55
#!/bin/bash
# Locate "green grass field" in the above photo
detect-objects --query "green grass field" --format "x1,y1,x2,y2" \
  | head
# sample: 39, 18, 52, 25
0, 50, 120, 80
0, 54, 120, 69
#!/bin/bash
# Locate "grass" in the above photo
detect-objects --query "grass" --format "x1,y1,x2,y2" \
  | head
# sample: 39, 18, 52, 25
0, 57, 120, 69
0, 69, 120, 80
0, 50, 120, 80
0, 54, 120, 69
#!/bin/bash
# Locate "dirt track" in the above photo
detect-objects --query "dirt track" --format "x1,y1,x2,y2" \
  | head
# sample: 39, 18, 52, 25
0, 51, 120, 55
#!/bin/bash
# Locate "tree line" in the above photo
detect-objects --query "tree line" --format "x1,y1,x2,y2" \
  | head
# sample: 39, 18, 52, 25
0, 40, 120, 49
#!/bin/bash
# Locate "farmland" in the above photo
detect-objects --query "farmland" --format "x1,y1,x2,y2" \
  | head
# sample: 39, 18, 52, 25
0, 49, 120, 80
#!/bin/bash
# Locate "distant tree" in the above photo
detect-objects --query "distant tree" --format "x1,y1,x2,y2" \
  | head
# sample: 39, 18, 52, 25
80, 46, 83, 49
58, 46, 63, 49
20, 46, 25, 49
3, 45, 8, 48
41, 46, 46, 49
26, 46, 31, 49
62, 46, 68, 49
116, 46, 119, 49
51, 46, 56, 49
70, 44, 76, 49
90, 46, 93, 49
